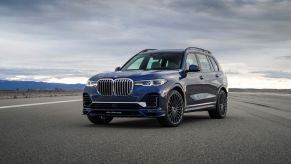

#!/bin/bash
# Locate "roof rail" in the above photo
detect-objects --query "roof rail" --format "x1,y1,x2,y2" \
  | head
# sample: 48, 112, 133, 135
185, 47, 211, 55
138, 49, 157, 53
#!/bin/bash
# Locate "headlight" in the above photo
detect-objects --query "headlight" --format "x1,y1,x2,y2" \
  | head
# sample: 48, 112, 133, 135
86, 80, 97, 86
135, 79, 167, 86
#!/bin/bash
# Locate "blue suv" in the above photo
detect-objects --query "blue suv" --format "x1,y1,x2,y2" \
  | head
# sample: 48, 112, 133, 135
83, 47, 228, 127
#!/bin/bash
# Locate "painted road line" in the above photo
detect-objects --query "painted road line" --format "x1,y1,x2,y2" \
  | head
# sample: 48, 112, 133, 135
0, 99, 81, 109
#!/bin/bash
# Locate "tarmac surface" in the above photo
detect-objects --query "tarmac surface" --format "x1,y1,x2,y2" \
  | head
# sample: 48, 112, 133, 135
0, 93, 290, 164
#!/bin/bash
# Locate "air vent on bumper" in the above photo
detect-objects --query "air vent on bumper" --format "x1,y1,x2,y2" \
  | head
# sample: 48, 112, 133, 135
83, 93, 92, 107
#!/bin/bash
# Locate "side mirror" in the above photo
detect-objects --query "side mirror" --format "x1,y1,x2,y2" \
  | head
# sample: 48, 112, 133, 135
115, 67, 121, 71
187, 64, 200, 72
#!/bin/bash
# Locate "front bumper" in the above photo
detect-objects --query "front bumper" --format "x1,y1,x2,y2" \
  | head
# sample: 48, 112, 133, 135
83, 83, 172, 117
83, 106, 165, 117
83, 93, 166, 117
83, 101, 165, 117
83, 95, 165, 117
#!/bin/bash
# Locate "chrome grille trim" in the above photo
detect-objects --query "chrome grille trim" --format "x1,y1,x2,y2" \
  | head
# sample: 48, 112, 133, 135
96, 78, 133, 96
97, 79, 113, 96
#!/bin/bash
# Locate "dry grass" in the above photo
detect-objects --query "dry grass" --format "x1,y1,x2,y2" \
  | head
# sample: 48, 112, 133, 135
2, 88, 290, 100
0, 90, 82, 99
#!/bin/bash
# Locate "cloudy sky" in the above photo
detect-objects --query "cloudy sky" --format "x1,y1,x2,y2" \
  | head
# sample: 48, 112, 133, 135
0, 0, 291, 88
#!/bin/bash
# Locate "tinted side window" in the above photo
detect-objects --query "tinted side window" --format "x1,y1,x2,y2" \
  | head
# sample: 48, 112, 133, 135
186, 53, 198, 68
209, 57, 219, 72
197, 54, 212, 72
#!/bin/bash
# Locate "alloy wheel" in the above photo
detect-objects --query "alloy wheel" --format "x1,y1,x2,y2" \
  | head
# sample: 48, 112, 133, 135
219, 92, 227, 116
167, 93, 183, 124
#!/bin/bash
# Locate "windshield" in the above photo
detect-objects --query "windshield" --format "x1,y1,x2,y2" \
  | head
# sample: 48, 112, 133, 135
121, 52, 184, 71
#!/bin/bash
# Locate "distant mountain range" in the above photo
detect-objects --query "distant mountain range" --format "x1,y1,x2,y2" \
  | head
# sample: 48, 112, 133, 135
0, 80, 85, 90
1, 80, 290, 92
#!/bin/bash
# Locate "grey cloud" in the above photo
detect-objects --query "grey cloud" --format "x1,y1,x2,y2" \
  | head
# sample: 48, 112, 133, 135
1, 0, 290, 41
1, 0, 289, 45
276, 55, 291, 60
0, 0, 291, 85
251, 71, 291, 79
168, 0, 291, 20
225, 71, 240, 75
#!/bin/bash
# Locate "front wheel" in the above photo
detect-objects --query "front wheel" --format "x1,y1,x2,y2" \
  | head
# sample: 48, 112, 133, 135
157, 90, 184, 127
208, 90, 227, 119
87, 114, 113, 124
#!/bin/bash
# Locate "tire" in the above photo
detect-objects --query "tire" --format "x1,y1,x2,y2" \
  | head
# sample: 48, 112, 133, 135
87, 114, 113, 124
208, 90, 227, 119
157, 90, 184, 127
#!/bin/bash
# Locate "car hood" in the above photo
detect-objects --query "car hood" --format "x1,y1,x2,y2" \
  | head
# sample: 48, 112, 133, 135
90, 70, 181, 81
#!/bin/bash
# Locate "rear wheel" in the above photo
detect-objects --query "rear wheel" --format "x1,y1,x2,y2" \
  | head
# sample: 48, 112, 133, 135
87, 114, 113, 124
157, 90, 184, 127
208, 90, 227, 119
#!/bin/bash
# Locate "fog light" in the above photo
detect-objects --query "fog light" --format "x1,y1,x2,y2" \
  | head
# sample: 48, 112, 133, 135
146, 95, 158, 108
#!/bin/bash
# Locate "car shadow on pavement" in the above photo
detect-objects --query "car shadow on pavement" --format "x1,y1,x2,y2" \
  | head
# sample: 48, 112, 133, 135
82, 114, 211, 129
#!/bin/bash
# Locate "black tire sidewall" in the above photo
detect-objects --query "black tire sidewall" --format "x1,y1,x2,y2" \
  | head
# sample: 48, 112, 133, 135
87, 114, 113, 124
216, 90, 227, 117
163, 90, 184, 126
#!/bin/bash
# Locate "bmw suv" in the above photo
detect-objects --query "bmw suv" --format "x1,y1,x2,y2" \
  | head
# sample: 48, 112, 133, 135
83, 47, 228, 127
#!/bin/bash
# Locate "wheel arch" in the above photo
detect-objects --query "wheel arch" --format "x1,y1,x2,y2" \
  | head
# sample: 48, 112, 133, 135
218, 85, 228, 97
170, 83, 186, 106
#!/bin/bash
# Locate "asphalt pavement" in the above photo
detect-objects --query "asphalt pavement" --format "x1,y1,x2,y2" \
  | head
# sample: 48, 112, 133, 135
0, 93, 290, 164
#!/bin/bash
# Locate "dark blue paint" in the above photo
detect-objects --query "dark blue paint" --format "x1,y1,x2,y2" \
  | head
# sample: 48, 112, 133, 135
83, 48, 228, 117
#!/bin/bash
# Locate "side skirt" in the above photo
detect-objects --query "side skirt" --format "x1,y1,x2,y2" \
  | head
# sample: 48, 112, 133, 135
184, 102, 216, 113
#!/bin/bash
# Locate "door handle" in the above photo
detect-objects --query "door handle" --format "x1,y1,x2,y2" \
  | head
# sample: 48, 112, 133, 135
199, 75, 204, 80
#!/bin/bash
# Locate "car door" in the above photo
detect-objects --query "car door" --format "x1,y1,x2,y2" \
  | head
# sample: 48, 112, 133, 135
208, 56, 224, 95
194, 54, 217, 104
184, 52, 205, 106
